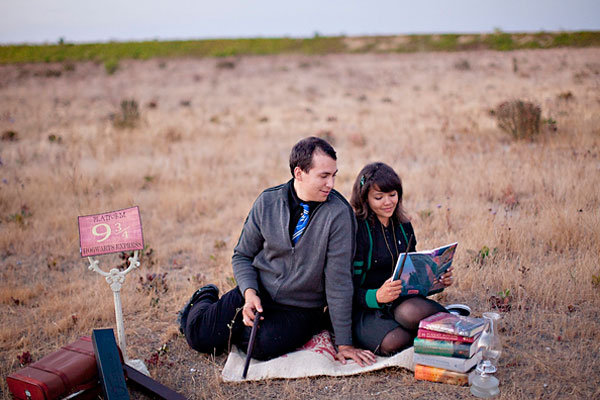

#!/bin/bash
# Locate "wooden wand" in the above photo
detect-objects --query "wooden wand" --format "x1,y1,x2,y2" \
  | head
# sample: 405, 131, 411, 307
396, 234, 414, 279
242, 311, 261, 379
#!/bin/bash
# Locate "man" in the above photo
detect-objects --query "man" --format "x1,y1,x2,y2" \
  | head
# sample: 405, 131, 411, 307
179, 137, 375, 366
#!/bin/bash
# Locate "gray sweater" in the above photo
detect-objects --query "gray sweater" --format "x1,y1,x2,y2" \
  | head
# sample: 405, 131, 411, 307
232, 182, 356, 346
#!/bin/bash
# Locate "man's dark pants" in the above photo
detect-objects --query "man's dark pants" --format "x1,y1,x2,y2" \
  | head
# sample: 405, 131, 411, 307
184, 286, 325, 360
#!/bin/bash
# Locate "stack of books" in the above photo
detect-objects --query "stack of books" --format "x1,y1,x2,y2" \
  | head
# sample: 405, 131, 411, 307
413, 311, 485, 386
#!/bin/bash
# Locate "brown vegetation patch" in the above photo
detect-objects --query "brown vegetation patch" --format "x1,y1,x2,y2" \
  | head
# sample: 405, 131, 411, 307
494, 100, 541, 139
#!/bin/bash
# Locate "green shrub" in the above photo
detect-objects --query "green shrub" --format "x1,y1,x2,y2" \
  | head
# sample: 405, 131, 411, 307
432, 34, 459, 51
487, 33, 514, 51
104, 58, 119, 75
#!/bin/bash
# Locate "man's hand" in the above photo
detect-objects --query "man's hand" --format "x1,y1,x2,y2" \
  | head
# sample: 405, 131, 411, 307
376, 278, 402, 304
242, 289, 263, 327
335, 345, 377, 367
440, 266, 454, 287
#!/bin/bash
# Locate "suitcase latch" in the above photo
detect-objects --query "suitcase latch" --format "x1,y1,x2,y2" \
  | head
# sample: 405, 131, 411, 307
24, 390, 31, 400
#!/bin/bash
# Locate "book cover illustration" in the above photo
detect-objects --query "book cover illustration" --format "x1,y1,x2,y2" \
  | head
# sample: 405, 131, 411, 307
391, 242, 458, 296
418, 312, 485, 338
414, 364, 470, 386
417, 328, 480, 344
413, 337, 478, 358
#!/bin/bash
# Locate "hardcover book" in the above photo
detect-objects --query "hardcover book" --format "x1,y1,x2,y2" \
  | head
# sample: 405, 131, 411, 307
417, 328, 480, 343
413, 351, 482, 373
418, 312, 485, 338
414, 364, 471, 386
391, 242, 458, 296
414, 337, 478, 358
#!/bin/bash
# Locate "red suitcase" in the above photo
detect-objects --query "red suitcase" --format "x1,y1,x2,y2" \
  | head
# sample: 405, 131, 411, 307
6, 336, 100, 400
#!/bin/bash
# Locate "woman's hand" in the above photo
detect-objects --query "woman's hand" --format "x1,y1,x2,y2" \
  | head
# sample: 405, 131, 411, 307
439, 266, 454, 287
376, 278, 402, 304
242, 288, 263, 327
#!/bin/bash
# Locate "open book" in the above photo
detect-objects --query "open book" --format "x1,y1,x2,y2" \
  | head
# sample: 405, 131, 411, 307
391, 242, 458, 296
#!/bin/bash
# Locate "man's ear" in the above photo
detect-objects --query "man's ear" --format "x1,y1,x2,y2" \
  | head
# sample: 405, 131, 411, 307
293, 166, 303, 181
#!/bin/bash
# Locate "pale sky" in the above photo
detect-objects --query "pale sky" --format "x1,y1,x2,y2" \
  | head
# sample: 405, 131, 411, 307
1, 0, 599, 44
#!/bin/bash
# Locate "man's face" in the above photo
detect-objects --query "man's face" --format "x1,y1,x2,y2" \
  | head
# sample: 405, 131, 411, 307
294, 152, 338, 202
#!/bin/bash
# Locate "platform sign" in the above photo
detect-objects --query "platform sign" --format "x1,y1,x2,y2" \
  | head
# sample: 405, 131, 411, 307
78, 206, 144, 257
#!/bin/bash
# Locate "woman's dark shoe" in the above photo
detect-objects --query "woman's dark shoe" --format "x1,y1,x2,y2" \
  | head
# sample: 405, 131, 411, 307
445, 303, 471, 317
178, 284, 219, 334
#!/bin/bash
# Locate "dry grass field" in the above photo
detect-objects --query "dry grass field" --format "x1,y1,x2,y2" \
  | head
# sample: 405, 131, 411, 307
1, 47, 600, 399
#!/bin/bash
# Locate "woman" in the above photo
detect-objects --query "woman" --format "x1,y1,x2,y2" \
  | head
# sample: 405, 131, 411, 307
350, 162, 454, 355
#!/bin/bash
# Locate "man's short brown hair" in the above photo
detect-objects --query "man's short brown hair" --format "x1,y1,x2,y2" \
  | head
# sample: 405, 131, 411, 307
289, 136, 337, 177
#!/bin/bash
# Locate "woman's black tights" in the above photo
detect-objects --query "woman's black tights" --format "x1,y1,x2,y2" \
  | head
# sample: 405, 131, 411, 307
378, 296, 447, 356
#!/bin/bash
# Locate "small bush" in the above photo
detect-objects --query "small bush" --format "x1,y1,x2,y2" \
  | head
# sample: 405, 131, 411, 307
454, 59, 471, 71
216, 60, 235, 70
489, 289, 513, 312
138, 272, 169, 307
418, 209, 433, 221
17, 351, 32, 367
145, 343, 173, 368
117, 247, 155, 270
44, 69, 62, 78
466, 245, 498, 266
104, 59, 119, 75
7, 205, 32, 226
494, 100, 541, 139
113, 99, 140, 129
592, 273, 600, 289
557, 91, 574, 101
1, 130, 19, 141
48, 134, 63, 143
543, 117, 558, 132
138, 272, 168, 295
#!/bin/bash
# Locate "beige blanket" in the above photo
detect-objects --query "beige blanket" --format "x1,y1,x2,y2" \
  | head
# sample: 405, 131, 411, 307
222, 330, 414, 382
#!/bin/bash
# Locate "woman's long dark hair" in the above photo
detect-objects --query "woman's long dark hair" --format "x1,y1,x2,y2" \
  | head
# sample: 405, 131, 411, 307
350, 162, 410, 223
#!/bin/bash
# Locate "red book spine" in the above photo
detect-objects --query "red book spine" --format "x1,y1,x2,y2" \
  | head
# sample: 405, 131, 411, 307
417, 328, 477, 343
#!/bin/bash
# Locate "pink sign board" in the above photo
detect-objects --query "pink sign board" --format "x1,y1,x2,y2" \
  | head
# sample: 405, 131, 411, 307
78, 206, 144, 257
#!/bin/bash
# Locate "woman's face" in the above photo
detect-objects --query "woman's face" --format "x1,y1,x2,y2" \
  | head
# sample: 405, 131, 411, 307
367, 185, 398, 222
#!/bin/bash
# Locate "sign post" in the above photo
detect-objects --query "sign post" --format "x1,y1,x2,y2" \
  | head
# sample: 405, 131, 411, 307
86, 252, 139, 361
78, 206, 148, 374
